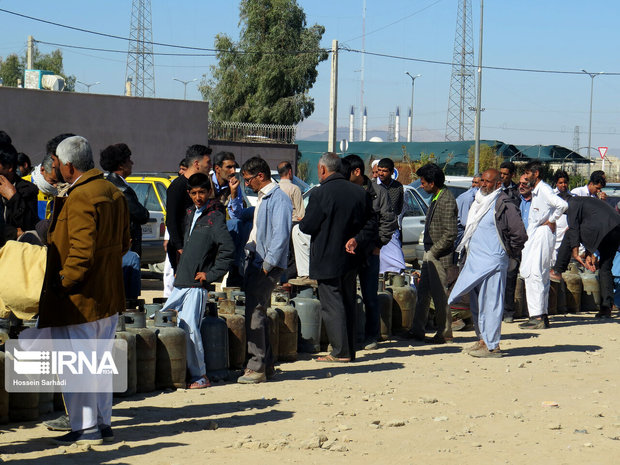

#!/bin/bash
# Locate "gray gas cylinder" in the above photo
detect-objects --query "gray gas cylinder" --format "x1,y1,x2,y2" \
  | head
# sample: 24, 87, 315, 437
386, 272, 417, 334
292, 286, 322, 353
218, 299, 246, 370
154, 310, 187, 389
271, 289, 298, 362
124, 311, 157, 393
200, 302, 229, 381
114, 315, 137, 397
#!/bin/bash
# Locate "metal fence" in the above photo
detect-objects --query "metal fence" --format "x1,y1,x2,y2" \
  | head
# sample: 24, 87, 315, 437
208, 121, 296, 144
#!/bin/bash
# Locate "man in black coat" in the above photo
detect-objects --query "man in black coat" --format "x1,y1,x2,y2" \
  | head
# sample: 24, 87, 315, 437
299, 153, 375, 362
100, 143, 150, 256
551, 196, 620, 319
0, 142, 39, 246
166, 145, 212, 272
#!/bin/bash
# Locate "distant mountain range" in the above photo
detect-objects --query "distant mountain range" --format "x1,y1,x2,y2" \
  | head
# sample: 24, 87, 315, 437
295, 120, 444, 143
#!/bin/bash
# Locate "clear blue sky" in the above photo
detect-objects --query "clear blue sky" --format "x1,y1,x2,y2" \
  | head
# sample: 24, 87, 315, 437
1, 1, 619, 153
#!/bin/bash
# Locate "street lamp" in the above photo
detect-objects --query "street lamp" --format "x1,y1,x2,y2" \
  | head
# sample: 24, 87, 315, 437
405, 72, 421, 142
582, 69, 604, 174
173, 78, 197, 100
77, 80, 100, 93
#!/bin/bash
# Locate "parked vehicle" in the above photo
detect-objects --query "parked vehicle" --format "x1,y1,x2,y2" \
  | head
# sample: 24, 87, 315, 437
126, 173, 176, 270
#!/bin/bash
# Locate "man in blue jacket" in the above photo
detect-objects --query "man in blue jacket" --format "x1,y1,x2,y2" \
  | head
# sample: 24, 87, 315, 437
238, 157, 292, 384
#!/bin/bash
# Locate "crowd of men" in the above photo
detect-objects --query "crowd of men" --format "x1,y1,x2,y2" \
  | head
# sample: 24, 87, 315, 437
1, 128, 619, 445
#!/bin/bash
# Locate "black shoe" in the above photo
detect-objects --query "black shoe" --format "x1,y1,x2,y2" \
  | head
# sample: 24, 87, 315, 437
543, 315, 550, 328
404, 330, 425, 342
43, 414, 71, 432
99, 425, 114, 443
266, 365, 276, 380
595, 310, 612, 319
518, 318, 546, 329
51, 428, 103, 445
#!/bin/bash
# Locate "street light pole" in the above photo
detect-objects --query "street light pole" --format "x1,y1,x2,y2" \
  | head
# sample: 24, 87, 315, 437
405, 72, 421, 143
76, 80, 100, 93
582, 69, 604, 175
473, 0, 484, 176
173, 78, 197, 100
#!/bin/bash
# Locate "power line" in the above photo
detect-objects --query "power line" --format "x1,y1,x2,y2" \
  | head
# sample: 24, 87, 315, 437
35, 40, 217, 57
342, 46, 620, 76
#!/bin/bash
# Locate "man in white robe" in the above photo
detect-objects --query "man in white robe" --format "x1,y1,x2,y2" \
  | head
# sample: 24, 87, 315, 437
518, 161, 568, 329
449, 170, 527, 357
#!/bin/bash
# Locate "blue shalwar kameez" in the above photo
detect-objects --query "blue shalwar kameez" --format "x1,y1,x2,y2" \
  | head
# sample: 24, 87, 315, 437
448, 208, 508, 350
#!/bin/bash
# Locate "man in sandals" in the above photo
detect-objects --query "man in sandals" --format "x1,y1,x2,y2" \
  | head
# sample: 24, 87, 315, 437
161, 173, 234, 389
448, 169, 527, 357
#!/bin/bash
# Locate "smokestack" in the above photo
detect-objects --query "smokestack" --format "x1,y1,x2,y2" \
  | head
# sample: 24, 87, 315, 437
349, 106, 355, 142
395, 106, 400, 142
362, 107, 367, 141
125, 77, 133, 97
407, 108, 412, 142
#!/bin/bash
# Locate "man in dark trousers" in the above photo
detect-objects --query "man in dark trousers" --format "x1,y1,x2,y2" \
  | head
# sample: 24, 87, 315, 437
551, 196, 620, 319
100, 143, 150, 256
345, 154, 396, 349
0, 141, 39, 246
299, 153, 374, 362
165, 145, 212, 272
407, 163, 458, 344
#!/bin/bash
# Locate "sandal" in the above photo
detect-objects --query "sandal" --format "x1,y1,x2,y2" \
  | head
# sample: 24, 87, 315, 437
187, 375, 211, 389
315, 354, 351, 363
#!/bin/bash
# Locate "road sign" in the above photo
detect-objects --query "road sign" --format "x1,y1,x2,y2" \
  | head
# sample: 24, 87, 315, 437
598, 146, 608, 159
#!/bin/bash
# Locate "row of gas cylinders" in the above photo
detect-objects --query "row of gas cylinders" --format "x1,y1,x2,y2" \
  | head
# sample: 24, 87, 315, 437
514, 265, 601, 317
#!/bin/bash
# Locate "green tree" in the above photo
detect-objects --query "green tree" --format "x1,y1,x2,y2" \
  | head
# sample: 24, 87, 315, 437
199, 0, 328, 125
0, 45, 75, 91
467, 144, 503, 175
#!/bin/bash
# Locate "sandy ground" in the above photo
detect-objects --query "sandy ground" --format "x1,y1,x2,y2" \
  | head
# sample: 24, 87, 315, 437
1, 281, 619, 465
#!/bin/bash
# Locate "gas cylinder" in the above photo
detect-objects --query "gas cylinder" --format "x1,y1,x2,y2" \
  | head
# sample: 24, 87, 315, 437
548, 280, 559, 315
292, 287, 322, 353
154, 310, 187, 389
233, 291, 246, 315
0, 352, 8, 424
271, 290, 298, 362
563, 268, 583, 314
38, 392, 54, 415
200, 302, 229, 381
9, 392, 39, 422
124, 311, 157, 393
377, 275, 393, 341
266, 308, 280, 362
223, 287, 241, 300
114, 315, 137, 397
218, 299, 246, 369
126, 298, 145, 312
514, 277, 527, 318
386, 272, 417, 334
145, 302, 163, 319
580, 270, 600, 312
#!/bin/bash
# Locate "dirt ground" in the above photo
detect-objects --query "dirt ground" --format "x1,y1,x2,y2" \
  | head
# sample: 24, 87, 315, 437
1, 283, 619, 465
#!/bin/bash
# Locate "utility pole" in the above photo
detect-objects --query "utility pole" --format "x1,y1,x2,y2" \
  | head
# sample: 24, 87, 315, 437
328, 40, 339, 153
582, 69, 604, 176
473, 0, 484, 175
27, 35, 34, 70
406, 72, 421, 142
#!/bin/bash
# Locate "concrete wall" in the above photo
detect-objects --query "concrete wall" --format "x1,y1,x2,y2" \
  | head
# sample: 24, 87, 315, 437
209, 140, 298, 173
0, 86, 209, 172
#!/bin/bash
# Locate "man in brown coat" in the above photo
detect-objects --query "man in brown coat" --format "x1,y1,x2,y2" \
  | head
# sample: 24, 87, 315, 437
39, 136, 130, 445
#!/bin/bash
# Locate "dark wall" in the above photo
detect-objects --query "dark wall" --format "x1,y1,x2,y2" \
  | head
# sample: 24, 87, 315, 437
209, 140, 298, 173
0, 86, 209, 171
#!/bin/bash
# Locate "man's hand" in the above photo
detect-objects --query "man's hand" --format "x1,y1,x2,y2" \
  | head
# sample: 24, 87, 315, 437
584, 253, 598, 272
195, 272, 207, 285
543, 220, 556, 233
345, 238, 357, 254
163, 239, 168, 252
0, 175, 16, 201
229, 175, 240, 198
599, 191, 608, 201
178, 249, 183, 255
262, 268, 269, 276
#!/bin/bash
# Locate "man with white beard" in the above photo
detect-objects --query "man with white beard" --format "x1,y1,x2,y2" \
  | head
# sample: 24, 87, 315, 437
448, 169, 527, 357
518, 161, 568, 330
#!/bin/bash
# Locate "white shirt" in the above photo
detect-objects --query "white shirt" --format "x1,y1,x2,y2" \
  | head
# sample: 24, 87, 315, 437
528, 181, 568, 236
571, 185, 596, 197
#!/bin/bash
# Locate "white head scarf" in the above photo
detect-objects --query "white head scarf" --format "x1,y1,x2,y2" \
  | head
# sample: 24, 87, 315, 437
31, 164, 58, 196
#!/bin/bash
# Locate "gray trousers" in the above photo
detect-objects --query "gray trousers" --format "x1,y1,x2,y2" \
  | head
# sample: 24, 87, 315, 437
244, 263, 280, 372
411, 253, 452, 339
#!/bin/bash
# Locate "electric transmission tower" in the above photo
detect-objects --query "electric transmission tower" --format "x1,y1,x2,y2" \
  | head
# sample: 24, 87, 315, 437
445, 0, 476, 141
125, 0, 155, 97
573, 125, 580, 153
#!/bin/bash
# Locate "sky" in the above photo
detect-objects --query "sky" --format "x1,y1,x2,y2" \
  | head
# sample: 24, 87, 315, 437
1, 0, 619, 156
